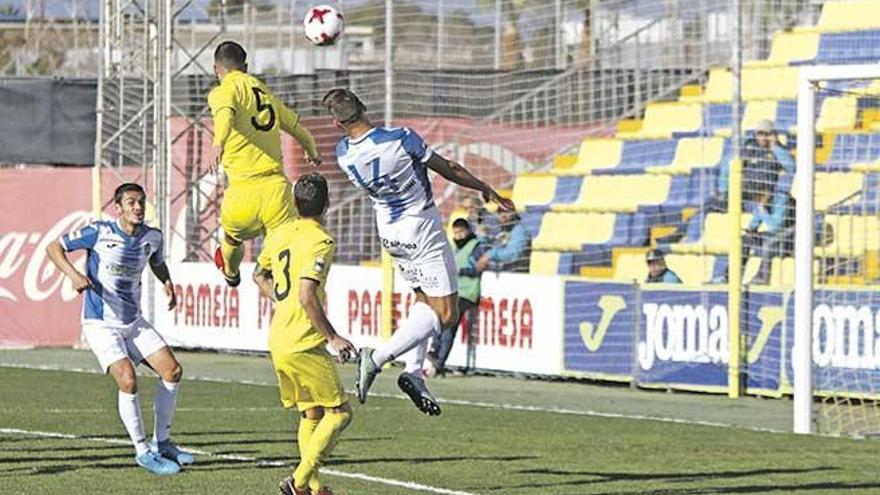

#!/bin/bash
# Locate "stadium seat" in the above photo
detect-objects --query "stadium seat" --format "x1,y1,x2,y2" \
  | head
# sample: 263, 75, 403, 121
824, 133, 880, 171
743, 66, 800, 101
811, 1, 880, 33
596, 139, 678, 174
687, 68, 731, 103
666, 254, 716, 285
696, 66, 799, 102
551, 176, 584, 204
531, 212, 617, 251
647, 137, 726, 175
791, 172, 864, 211
814, 30, 880, 64
563, 138, 622, 175
511, 175, 556, 210
617, 102, 703, 139
742, 100, 778, 132
669, 212, 753, 255
529, 250, 561, 275
763, 31, 820, 65
819, 214, 880, 256
553, 175, 671, 213
816, 96, 858, 132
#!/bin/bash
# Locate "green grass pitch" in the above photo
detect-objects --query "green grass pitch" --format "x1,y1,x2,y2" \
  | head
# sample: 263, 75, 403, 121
1, 349, 880, 494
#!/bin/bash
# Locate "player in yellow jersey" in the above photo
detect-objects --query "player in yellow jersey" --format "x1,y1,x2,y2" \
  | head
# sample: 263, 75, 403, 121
209, 41, 322, 287
253, 173, 356, 495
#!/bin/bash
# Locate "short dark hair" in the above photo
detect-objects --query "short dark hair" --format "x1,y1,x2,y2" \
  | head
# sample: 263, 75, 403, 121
214, 41, 247, 70
322, 88, 366, 124
452, 218, 471, 230
295, 173, 329, 218
113, 183, 146, 205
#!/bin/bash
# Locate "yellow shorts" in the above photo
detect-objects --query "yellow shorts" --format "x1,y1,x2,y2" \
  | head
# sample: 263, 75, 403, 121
221, 174, 295, 241
271, 347, 347, 411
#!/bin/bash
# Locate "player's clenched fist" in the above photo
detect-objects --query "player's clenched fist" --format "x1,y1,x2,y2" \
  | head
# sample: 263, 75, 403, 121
329, 335, 356, 364
71, 272, 93, 293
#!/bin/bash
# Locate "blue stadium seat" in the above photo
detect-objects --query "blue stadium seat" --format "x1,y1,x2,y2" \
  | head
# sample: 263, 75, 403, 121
613, 139, 678, 174
552, 176, 583, 204
774, 100, 797, 131
813, 30, 880, 65
824, 133, 880, 171
702, 103, 732, 135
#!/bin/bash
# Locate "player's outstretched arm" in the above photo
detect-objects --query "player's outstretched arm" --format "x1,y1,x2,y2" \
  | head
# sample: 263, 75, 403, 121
149, 262, 177, 310
425, 154, 516, 212
46, 240, 92, 293
279, 104, 322, 166
299, 278, 355, 363
253, 266, 276, 301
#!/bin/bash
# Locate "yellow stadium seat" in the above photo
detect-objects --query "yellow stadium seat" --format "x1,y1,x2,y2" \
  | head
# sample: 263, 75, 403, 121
617, 102, 702, 139
669, 212, 753, 255
665, 254, 717, 285
693, 67, 733, 103
742, 100, 778, 132
511, 175, 556, 210
791, 172, 863, 212
743, 66, 800, 101
647, 137, 725, 174
552, 154, 577, 172
612, 252, 718, 285
561, 138, 622, 176
529, 251, 561, 275
553, 175, 671, 213
812, 0, 880, 32
747, 31, 820, 66
612, 252, 648, 283
818, 215, 880, 257
532, 212, 617, 251
816, 96, 858, 132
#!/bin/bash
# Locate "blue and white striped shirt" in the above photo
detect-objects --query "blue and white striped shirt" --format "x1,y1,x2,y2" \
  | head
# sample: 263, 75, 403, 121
60, 221, 164, 325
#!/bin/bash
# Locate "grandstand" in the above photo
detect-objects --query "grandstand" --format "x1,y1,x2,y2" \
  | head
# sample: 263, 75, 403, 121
519, 0, 880, 287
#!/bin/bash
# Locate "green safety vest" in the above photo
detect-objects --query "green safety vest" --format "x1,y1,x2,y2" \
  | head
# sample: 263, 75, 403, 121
455, 237, 481, 303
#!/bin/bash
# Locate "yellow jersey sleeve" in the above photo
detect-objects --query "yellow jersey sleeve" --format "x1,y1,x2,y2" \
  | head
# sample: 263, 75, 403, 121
300, 237, 335, 286
256, 234, 275, 272
208, 84, 236, 113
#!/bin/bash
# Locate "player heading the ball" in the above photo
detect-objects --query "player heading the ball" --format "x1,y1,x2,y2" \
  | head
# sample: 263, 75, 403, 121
322, 88, 515, 416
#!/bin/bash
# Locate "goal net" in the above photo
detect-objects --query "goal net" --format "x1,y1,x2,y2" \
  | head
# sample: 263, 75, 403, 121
794, 64, 880, 437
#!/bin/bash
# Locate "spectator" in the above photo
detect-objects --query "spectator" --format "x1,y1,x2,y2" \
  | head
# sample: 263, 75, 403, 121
427, 218, 488, 377
666, 119, 795, 244
477, 209, 531, 273
742, 168, 796, 285
644, 248, 682, 284
461, 195, 498, 243
717, 119, 795, 207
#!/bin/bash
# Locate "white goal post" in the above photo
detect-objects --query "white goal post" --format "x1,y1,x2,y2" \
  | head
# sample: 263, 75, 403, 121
794, 64, 880, 435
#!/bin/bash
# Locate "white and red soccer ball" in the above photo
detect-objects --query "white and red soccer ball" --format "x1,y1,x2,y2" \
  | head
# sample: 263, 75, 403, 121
303, 5, 345, 46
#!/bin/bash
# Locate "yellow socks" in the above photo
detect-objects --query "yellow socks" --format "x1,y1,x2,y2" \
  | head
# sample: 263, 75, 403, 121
219, 237, 244, 277
297, 418, 321, 491
293, 410, 352, 490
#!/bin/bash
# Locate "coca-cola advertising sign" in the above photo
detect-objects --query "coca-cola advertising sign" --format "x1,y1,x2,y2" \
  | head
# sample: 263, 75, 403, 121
0, 169, 93, 346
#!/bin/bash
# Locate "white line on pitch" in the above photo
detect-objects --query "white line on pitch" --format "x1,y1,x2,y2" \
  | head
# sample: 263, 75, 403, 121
0, 361, 788, 434
0, 427, 480, 495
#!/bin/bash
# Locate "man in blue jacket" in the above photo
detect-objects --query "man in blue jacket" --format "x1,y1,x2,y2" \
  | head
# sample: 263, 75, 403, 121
477, 209, 531, 273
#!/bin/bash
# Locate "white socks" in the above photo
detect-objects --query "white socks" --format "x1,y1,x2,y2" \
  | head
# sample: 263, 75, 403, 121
153, 380, 179, 444
404, 340, 429, 374
118, 391, 149, 456
373, 302, 440, 368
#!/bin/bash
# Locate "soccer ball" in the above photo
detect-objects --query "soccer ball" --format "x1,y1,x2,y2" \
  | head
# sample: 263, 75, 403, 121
303, 5, 345, 46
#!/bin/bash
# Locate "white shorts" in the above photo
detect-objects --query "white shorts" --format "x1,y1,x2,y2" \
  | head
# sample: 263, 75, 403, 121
81, 316, 168, 373
378, 208, 459, 298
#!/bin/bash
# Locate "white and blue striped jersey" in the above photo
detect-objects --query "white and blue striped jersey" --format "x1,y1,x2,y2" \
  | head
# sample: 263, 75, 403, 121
59, 221, 164, 325
335, 127, 436, 226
